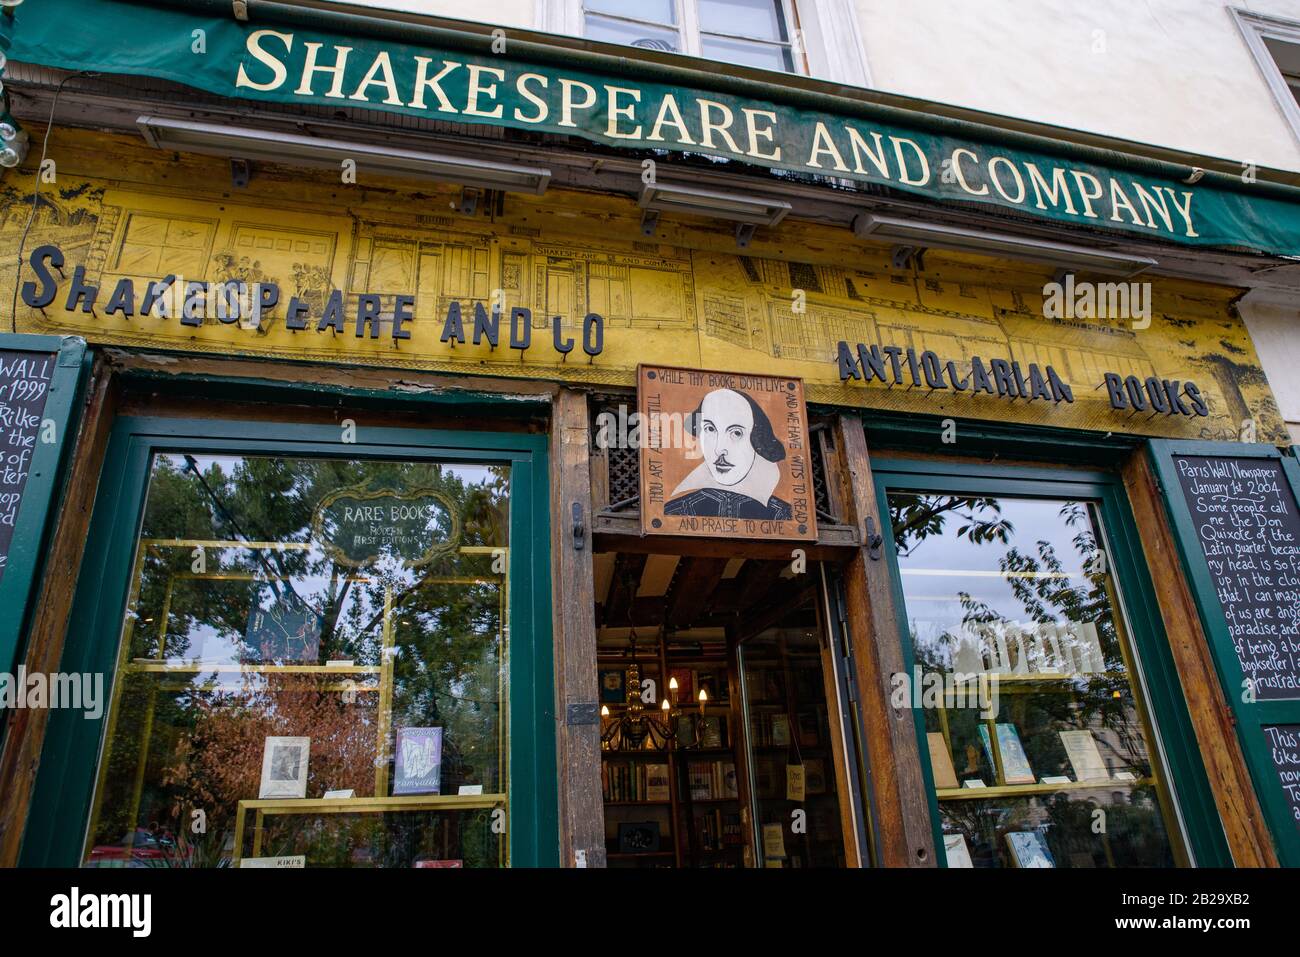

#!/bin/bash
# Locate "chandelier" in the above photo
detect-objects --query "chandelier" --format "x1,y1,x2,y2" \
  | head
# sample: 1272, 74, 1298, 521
600, 631, 676, 751
599, 567, 702, 751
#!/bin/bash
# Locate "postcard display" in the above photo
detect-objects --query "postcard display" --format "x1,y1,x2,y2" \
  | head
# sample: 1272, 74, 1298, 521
80, 455, 509, 868
888, 492, 1180, 869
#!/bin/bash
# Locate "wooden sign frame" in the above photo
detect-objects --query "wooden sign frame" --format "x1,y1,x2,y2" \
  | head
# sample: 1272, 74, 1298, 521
637, 364, 816, 542
1149, 438, 1300, 866
0, 333, 89, 677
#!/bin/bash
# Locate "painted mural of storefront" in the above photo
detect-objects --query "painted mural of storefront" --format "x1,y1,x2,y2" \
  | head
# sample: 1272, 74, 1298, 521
0, 0, 1298, 873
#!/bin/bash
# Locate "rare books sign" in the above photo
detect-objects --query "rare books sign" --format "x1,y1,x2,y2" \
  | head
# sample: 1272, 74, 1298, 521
312, 485, 459, 567
638, 365, 816, 541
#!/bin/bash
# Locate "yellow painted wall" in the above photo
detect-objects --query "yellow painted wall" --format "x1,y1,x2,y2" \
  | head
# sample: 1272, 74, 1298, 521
0, 128, 1285, 443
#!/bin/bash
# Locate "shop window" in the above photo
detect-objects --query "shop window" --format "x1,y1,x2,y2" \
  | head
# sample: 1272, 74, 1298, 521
82, 452, 511, 868
883, 487, 1186, 868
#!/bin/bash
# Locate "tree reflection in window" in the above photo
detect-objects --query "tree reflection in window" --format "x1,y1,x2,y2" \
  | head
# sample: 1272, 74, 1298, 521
85, 454, 510, 868
887, 491, 1178, 868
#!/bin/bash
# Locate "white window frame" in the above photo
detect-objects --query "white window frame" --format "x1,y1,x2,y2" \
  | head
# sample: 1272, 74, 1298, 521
537, 0, 870, 87
1231, 7, 1300, 145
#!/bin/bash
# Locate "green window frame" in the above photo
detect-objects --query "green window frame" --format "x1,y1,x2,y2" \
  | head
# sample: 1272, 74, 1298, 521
20, 411, 558, 867
1148, 439, 1300, 867
871, 455, 1232, 868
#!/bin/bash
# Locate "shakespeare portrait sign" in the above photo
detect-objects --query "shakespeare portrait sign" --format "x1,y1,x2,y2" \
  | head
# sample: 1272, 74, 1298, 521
638, 365, 816, 541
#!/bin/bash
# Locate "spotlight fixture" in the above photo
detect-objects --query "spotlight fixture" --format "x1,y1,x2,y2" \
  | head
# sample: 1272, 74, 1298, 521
852, 212, 1156, 277
137, 116, 552, 194
639, 181, 791, 248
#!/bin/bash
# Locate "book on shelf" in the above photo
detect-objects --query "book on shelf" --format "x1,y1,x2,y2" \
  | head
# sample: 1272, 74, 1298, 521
603, 760, 670, 802
393, 727, 443, 796
685, 759, 739, 800
797, 711, 821, 747
750, 711, 805, 748
599, 669, 625, 704
688, 761, 713, 800
697, 808, 745, 851
1005, 830, 1056, 868
695, 669, 728, 705
721, 761, 738, 799
668, 668, 694, 704
1059, 729, 1110, 781
978, 723, 1035, 785
762, 823, 786, 859
771, 714, 791, 747
943, 834, 974, 868
646, 764, 670, 801
804, 758, 827, 794
927, 732, 960, 789
747, 668, 784, 703
698, 715, 727, 749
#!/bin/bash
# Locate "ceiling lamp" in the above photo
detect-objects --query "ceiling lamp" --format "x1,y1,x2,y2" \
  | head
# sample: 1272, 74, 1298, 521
137, 115, 552, 195
852, 212, 1156, 277
639, 181, 791, 248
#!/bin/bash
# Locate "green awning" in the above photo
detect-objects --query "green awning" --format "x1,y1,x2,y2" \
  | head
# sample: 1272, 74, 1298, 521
10, 0, 1300, 256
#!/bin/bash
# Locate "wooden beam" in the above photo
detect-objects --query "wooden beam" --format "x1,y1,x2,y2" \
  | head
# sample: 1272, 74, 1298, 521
1121, 450, 1278, 866
550, 388, 605, 868
593, 512, 859, 561
0, 361, 117, 866
601, 552, 646, 628
736, 561, 786, 614
664, 557, 727, 630
832, 413, 937, 868
550, 390, 605, 866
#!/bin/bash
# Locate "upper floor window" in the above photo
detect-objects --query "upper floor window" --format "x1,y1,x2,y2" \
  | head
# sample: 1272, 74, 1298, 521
582, 0, 798, 73
1232, 8, 1300, 142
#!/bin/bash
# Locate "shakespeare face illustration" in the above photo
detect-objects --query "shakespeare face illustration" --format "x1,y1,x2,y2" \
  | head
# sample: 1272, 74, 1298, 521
698, 389, 759, 487
664, 388, 792, 521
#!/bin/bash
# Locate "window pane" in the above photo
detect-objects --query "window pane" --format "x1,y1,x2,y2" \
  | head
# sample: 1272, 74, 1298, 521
699, 0, 788, 40
586, 0, 676, 26
83, 453, 511, 868
887, 492, 1181, 868
701, 34, 793, 72
585, 13, 681, 53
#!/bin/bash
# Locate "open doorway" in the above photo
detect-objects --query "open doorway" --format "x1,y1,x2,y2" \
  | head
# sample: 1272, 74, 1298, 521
593, 550, 868, 868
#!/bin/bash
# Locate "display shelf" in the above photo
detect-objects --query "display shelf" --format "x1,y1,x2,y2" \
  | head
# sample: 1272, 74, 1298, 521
682, 797, 740, 805
936, 777, 1151, 801
605, 800, 671, 807
232, 792, 506, 864
126, 660, 382, 675
949, 671, 1125, 683
601, 749, 672, 758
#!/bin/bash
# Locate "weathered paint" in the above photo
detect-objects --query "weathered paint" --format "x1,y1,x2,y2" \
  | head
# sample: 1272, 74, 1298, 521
0, 128, 1285, 443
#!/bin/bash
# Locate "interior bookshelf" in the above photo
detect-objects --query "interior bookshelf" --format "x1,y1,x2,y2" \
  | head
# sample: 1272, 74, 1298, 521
598, 655, 747, 869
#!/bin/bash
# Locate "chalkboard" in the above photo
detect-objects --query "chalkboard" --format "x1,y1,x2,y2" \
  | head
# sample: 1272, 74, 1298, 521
1173, 455, 1300, 701
0, 349, 55, 586
1264, 725, 1300, 831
